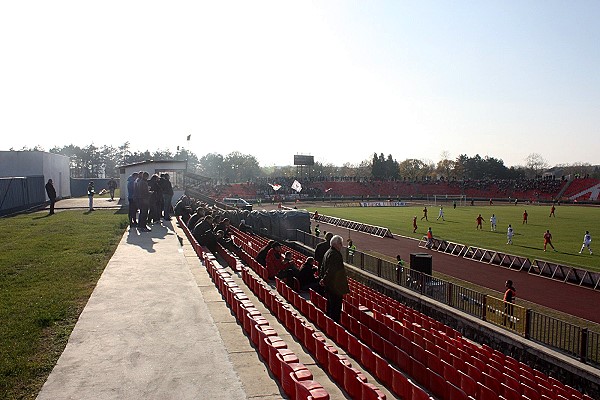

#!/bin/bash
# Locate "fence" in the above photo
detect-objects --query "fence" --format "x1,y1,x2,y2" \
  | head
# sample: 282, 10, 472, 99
289, 228, 600, 368
0, 176, 46, 216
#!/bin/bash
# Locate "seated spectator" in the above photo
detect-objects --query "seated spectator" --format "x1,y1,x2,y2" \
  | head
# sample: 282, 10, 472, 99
297, 257, 320, 291
174, 195, 193, 222
276, 251, 298, 282
187, 209, 205, 230
266, 242, 285, 279
256, 240, 276, 267
215, 218, 232, 238
215, 229, 241, 254
192, 215, 217, 253
239, 219, 254, 234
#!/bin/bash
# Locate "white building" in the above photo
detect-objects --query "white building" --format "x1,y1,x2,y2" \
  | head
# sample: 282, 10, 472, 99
118, 160, 188, 204
0, 151, 71, 199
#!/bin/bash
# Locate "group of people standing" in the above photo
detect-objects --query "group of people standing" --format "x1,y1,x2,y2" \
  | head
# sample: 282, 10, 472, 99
127, 171, 174, 232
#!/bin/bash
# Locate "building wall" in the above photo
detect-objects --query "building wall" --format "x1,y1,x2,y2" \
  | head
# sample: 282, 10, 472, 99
0, 151, 71, 199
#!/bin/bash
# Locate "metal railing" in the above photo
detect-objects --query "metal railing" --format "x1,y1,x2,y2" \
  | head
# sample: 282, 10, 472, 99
289, 228, 600, 367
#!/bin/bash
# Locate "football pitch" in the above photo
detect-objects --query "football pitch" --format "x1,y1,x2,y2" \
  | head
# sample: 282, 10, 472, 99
305, 202, 600, 272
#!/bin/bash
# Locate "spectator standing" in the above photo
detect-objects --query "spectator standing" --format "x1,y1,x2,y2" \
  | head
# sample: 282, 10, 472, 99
579, 231, 593, 254
107, 177, 117, 201
507, 225, 514, 244
45, 179, 57, 215
426, 227, 434, 249
503, 280, 517, 328
320, 235, 349, 322
315, 232, 333, 277
148, 174, 163, 224
135, 172, 152, 231
87, 181, 95, 211
347, 239, 356, 264
127, 172, 138, 226
543, 229, 557, 252
159, 173, 174, 220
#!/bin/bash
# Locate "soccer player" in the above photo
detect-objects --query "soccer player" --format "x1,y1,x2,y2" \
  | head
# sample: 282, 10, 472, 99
412, 216, 418, 233
507, 225, 514, 244
522, 210, 528, 224
543, 230, 557, 252
436, 206, 445, 221
421, 206, 428, 221
476, 214, 484, 230
579, 231, 593, 254
549, 205, 556, 217
490, 214, 497, 231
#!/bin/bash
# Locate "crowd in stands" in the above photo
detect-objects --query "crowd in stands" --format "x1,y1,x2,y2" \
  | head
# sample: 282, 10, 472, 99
191, 176, 575, 202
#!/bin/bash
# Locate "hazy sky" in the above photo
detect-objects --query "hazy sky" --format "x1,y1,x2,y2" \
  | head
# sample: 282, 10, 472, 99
1, 1, 599, 168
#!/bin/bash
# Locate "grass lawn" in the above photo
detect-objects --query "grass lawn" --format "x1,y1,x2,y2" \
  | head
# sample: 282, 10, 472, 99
305, 202, 600, 272
0, 210, 128, 400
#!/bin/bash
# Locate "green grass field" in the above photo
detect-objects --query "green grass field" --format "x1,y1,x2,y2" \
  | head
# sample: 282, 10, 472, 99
306, 203, 600, 272
0, 210, 127, 400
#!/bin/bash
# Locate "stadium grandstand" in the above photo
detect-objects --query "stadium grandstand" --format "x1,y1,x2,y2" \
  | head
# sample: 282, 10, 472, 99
174, 191, 600, 399
193, 176, 600, 204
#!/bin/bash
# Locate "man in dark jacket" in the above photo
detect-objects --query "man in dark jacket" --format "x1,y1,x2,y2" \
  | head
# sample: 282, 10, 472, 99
320, 235, 349, 322
135, 172, 152, 231
45, 179, 57, 215
315, 232, 333, 278
127, 172, 139, 226
159, 173, 174, 220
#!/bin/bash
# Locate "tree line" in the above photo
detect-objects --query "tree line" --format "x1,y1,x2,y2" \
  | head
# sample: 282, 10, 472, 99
10, 144, 599, 182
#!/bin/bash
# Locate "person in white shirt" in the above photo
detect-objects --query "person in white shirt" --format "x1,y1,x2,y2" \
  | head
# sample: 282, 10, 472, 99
436, 206, 445, 221
579, 231, 593, 254
507, 225, 514, 245
490, 214, 497, 231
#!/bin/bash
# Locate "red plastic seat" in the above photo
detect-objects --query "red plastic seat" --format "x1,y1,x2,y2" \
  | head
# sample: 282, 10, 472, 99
347, 334, 362, 360
374, 353, 392, 387
391, 367, 411, 399
343, 366, 367, 398
269, 347, 297, 380
428, 367, 447, 399
478, 381, 499, 400
501, 382, 522, 400
294, 379, 330, 400
360, 381, 386, 400
360, 342, 376, 371
329, 354, 352, 382
458, 370, 478, 398
447, 381, 468, 400
411, 356, 429, 387
281, 361, 312, 397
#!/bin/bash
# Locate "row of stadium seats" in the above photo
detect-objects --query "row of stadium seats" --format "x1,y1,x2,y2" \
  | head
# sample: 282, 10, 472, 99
200, 219, 592, 399
178, 217, 331, 399
346, 279, 590, 400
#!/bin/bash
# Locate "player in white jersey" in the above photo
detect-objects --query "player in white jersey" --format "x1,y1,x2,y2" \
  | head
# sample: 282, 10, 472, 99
579, 231, 592, 254
507, 225, 514, 245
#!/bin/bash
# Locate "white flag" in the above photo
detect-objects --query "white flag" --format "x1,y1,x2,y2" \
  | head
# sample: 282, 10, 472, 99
269, 183, 282, 191
291, 180, 302, 192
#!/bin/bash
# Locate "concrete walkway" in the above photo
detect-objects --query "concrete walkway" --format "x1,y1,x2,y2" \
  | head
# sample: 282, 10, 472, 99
37, 220, 253, 400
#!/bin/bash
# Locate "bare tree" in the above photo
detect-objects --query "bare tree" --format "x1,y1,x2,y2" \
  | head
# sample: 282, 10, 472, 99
525, 153, 549, 178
